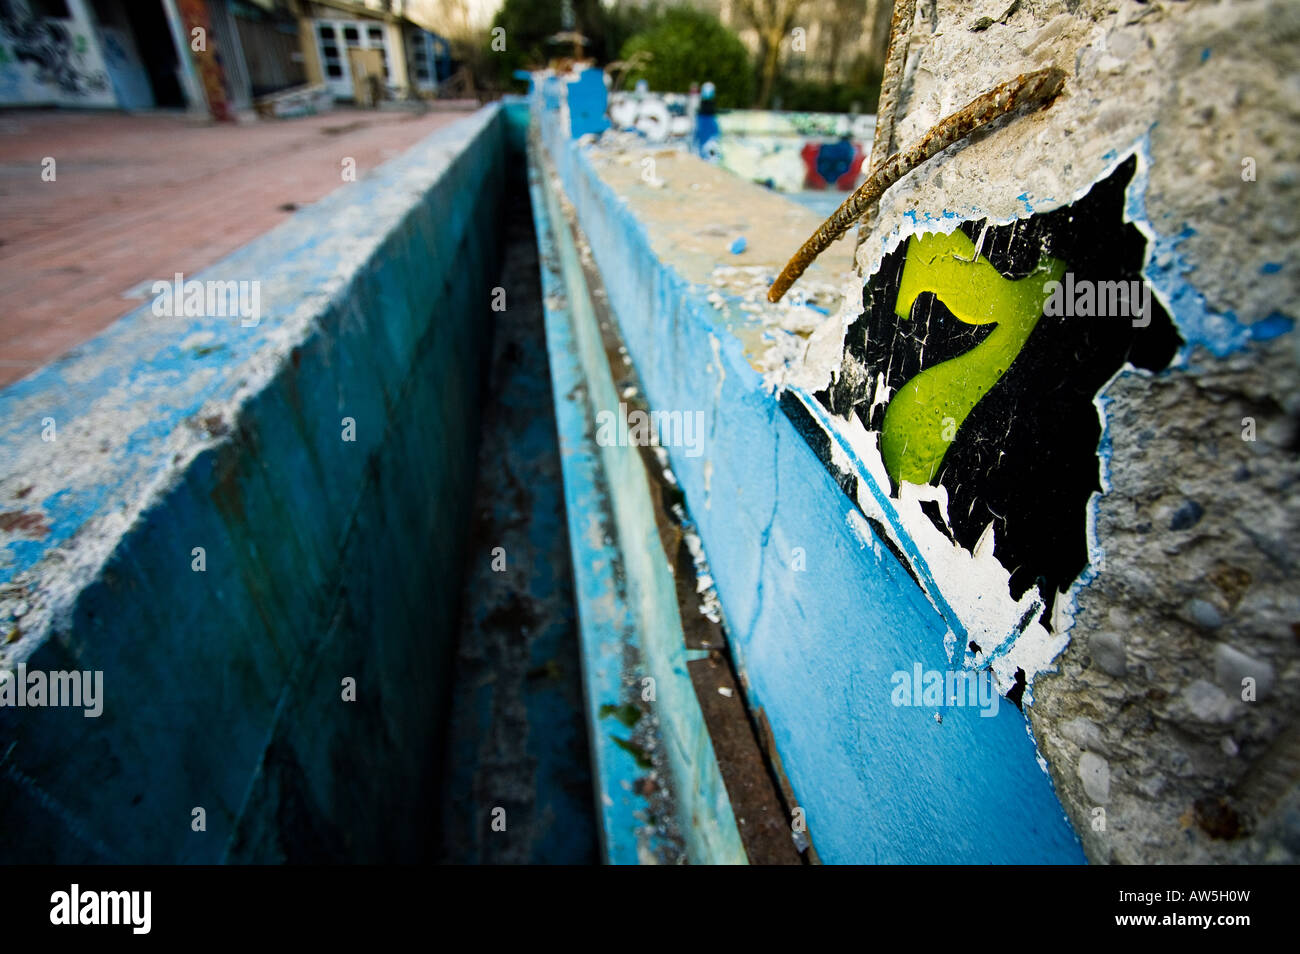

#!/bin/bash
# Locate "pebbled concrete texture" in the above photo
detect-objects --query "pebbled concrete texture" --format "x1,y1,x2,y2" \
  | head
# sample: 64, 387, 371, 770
0, 104, 508, 861
861, 0, 1298, 335
840, 0, 1299, 863
1036, 342, 1300, 864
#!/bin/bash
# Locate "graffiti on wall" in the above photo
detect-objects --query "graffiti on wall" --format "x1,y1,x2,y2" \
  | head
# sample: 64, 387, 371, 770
608, 90, 693, 141
0, 3, 110, 104
813, 157, 1182, 646
715, 111, 874, 194
604, 89, 874, 195
800, 139, 866, 190
782, 111, 876, 142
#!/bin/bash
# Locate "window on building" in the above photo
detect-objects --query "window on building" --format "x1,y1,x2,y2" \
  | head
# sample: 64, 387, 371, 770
317, 24, 345, 81
409, 33, 432, 85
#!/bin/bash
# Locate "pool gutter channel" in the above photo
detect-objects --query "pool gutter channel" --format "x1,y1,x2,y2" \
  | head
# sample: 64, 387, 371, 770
563, 191, 809, 867
530, 130, 770, 864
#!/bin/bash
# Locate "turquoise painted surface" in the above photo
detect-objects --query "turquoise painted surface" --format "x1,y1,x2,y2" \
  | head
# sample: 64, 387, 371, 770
529, 153, 649, 864
0, 106, 509, 862
530, 119, 746, 864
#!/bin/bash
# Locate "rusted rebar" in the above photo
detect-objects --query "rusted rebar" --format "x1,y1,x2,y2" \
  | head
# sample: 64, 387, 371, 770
871, 0, 916, 161
854, 0, 917, 257
767, 66, 1067, 304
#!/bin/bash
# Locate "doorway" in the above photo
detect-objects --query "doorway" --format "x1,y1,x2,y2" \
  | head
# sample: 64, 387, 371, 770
90, 0, 184, 109
314, 19, 393, 101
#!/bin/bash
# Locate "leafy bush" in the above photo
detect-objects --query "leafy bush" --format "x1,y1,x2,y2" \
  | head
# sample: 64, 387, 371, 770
769, 76, 881, 115
618, 6, 754, 108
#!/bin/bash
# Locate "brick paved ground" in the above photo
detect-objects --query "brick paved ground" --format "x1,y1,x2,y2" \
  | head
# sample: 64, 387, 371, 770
0, 105, 477, 388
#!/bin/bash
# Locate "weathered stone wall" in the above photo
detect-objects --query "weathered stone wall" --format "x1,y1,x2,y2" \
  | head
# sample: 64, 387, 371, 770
843, 0, 1299, 863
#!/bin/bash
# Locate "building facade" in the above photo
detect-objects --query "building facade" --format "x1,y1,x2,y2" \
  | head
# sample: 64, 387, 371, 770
0, 0, 450, 114
295, 0, 450, 102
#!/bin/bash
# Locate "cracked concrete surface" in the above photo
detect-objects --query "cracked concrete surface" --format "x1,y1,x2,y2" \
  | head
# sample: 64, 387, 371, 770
1035, 345, 1300, 863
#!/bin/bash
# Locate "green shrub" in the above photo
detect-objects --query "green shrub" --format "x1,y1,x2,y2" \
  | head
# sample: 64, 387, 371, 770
769, 77, 881, 115
618, 6, 754, 108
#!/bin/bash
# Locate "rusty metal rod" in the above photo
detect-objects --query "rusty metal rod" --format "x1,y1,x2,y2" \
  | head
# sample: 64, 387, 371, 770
872, 0, 917, 161
854, 0, 917, 258
767, 66, 1067, 304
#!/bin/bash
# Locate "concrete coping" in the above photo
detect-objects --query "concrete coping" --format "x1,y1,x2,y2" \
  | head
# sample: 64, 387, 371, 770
576, 135, 864, 397
0, 103, 504, 667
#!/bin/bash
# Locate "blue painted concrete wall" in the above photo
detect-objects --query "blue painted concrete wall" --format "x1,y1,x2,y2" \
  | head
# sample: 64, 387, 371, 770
0, 105, 516, 862
535, 84, 1085, 863
529, 131, 746, 864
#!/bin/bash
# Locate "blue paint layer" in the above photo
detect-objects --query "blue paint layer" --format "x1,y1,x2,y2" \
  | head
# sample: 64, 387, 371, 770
566, 68, 610, 140
1249, 312, 1294, 341
538, 93, 1085, 863
1120, 138, 1295, 359
0, 106, 510, 862
530, 110, 745, 864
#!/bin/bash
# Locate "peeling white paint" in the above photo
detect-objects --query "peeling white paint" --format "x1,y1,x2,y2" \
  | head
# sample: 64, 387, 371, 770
682, 527, 724, 625
794, 388, 1070, 703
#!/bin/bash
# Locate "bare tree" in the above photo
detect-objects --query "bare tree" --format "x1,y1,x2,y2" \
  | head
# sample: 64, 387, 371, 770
868, 0, 894, 71
406, 0, 487, 42
825, 0, 868, 84
735, 0, 810, 108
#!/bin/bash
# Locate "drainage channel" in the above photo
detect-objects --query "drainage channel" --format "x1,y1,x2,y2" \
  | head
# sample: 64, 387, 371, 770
436, 165, 599, 864
434, 127, 807, 865
533, 134, 808, 864
562, 185, 809, 868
